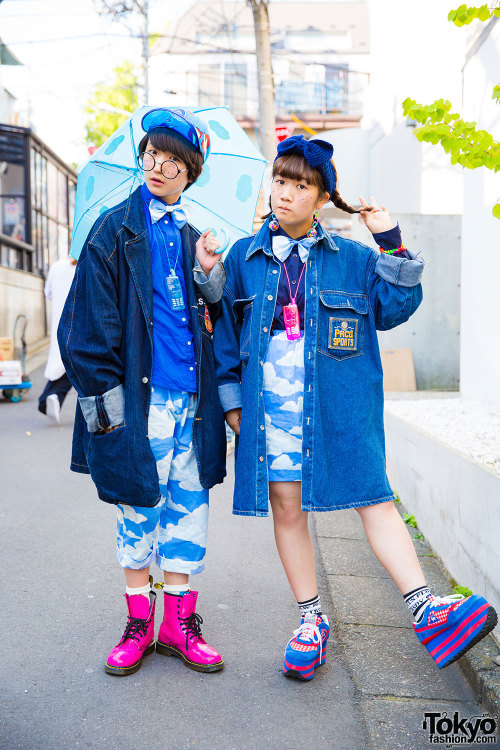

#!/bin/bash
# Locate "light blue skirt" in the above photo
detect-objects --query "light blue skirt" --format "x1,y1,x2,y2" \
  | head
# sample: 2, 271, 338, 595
263, 331, 304, 482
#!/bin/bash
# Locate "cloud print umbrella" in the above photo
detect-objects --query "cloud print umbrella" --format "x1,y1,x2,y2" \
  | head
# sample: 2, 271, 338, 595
70, 105, 267, 259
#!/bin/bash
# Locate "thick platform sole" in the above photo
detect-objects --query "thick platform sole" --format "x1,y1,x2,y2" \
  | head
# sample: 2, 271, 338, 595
438, 606, 498, 669
104, 642, 155, 676
155, 640, 224, 673
283, 652, 327, 681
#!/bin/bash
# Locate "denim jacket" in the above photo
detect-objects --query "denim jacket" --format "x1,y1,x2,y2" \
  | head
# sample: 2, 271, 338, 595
213, 218, 424, 516
58, 187, 227, 507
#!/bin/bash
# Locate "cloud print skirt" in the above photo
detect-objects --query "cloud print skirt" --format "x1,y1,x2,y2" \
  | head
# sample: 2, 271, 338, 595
263, 330, 304, 482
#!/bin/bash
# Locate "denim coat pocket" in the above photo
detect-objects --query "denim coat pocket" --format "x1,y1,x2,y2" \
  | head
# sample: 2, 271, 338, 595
318, 291, 368, 361
232, 295, 256, 365
86, 424, 160, 507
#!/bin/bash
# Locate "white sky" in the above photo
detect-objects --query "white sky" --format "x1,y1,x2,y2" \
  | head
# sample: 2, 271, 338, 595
0, 0, 188, 164
0, 0, 472, 167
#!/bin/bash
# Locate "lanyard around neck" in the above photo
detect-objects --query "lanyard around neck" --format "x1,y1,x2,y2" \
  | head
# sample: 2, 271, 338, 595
157, 223, 181, 276
281, 255, 306, 305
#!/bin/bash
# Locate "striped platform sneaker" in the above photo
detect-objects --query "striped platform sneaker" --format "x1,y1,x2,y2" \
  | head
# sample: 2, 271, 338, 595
414, 593, 497, 669
283, 612, 330, 681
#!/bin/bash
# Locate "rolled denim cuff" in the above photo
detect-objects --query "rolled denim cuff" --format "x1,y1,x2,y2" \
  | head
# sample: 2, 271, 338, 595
78, 383, 125, 433
193, 258, 226, 303
375, 247, 424, 288
218, 382, 242, 412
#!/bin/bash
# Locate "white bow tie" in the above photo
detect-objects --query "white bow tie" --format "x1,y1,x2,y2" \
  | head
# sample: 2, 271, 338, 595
149, 199, 187, 229
272, 235, 315, 263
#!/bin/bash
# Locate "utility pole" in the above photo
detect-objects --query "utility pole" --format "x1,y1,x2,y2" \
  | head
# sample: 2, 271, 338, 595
248, 0, 276, 163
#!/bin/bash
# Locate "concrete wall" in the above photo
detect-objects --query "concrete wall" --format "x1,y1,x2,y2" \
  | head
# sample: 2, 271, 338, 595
0, 266, 46, 348
460, 20, 500, 407
348, 213, 461, 390
385, 412, 500, 642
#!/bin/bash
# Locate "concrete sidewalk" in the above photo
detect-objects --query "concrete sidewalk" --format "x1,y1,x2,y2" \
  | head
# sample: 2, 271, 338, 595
313, 506, 500, 749
2, 359, 498, 749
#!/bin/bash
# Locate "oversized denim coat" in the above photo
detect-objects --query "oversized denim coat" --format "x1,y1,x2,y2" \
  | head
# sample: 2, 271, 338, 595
213, 218, 424, 516
58, 187, 227, 508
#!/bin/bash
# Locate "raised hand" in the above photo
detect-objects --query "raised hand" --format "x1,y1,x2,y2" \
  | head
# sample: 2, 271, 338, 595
358, 195, 395, 234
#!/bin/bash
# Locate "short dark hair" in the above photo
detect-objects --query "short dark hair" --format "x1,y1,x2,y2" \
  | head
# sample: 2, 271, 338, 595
138, 127, 203, 189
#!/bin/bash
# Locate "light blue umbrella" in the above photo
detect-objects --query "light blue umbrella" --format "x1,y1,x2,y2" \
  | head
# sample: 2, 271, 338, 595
70, 105, 267, 259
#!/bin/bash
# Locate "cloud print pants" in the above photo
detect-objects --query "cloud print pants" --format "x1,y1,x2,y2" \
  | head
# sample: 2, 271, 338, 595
116, 386, 209, 575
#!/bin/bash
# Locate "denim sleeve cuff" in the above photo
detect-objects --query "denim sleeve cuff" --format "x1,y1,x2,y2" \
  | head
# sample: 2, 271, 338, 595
78, 383, 125, 433
218, 382, 242, 412
193, 258, 226, 303
374, 247, 425, 288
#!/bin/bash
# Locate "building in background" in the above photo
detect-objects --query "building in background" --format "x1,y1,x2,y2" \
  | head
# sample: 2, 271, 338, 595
150, 0, 370, 140
0, 39, 22, 125
317, 0, 467, 391
460, 17, 500, 408
0, 39, 30, 128
0, 123, 77, 348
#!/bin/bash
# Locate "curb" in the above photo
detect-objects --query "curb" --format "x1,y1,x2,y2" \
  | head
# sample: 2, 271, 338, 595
313, 500, 500, 719
396, 502, 500, 717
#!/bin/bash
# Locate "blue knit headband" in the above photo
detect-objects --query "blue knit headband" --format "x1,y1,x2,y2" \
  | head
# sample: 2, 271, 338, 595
275, 135, 335, 196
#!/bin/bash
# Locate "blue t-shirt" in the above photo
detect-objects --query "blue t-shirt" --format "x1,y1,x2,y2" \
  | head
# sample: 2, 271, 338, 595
141, 184, 197, 392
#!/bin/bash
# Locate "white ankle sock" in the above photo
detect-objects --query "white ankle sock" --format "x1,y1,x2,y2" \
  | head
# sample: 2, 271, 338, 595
162, 583, 190, 595
126, 583, 151, 602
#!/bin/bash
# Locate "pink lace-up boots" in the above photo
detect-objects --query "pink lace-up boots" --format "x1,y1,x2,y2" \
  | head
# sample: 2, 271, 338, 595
105, 588, 156, 676
156, 590, 224, 672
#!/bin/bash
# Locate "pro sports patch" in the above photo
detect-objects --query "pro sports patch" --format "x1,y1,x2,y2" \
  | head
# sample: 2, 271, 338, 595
328, 317, 359, 351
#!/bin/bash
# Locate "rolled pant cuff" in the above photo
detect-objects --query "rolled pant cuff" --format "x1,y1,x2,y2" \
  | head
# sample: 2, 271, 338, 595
157, 554, 206, 575
116, 550, 155, 570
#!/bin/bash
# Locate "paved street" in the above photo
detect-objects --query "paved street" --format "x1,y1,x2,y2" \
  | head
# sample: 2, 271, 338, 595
0, 362, 492, 750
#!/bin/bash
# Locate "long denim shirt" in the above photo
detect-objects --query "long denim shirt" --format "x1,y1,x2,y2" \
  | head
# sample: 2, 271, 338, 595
58, 187, 227, 508
213, 218, 424, 516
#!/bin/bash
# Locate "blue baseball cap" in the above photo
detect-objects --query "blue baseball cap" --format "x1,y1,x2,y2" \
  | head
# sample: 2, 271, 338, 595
141, 107, 211, 162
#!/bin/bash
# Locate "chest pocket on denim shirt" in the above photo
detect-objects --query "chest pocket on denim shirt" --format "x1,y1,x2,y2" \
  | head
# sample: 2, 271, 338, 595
232, 295, 256, 364
318, 291, 368, 361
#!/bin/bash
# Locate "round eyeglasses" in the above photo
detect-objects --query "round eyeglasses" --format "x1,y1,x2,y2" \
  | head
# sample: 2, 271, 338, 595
138, 152, 187, 179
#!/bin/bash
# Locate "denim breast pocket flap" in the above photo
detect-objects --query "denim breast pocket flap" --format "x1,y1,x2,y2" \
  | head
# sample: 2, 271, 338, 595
319, 291, 368, 360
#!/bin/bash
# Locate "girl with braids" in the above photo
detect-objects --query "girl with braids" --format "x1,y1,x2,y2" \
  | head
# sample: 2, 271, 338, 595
213, 135, 497, 680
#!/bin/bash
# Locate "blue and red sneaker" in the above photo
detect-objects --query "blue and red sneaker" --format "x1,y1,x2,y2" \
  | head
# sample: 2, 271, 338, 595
414, 593, 497, 669
283, 613, 330, 681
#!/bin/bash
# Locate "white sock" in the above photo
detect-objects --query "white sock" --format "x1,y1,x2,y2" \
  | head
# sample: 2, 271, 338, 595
126, 583, 151, 602
162, 583, 190, 595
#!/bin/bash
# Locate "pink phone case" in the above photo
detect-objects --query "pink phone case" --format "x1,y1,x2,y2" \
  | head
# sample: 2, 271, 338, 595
283, 302, 301, 340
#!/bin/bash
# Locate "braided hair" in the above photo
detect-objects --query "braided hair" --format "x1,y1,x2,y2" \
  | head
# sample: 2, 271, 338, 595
264, 152, 372, 217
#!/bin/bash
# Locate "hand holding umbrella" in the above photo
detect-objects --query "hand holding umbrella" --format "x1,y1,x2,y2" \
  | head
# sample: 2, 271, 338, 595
196, 229, 222, 274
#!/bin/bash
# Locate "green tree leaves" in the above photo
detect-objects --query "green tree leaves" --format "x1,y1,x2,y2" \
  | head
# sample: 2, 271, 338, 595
402, 97, 500, 172
84, 61, 138, 148
402, 95, 500, 218
448, 2, 499, 25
